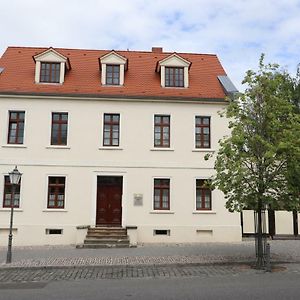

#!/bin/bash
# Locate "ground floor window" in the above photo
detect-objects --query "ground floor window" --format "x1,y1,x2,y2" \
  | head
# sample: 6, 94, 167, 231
47, 176, 66, 209
154, 178, 170, 210
196, 179, 211, 210
3, 175, 21, 208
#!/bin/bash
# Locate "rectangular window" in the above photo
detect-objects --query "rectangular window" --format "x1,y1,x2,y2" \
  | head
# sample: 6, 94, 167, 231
196, 179, 212, 210
154, 179, 170, 210
8, 111, 25, 144
47, 177, 66, 209
154, 115, 170, 147
51, 113, 68, 145
106, 65, 120, 85
40, 62, 60, 83
3, 175, 21, 208
165, 67, 184, 87
103, 113, 120, 146
195, 116, 211, 148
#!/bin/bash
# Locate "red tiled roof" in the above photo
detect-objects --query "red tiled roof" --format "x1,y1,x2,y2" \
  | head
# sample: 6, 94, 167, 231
0, 47, 227, 100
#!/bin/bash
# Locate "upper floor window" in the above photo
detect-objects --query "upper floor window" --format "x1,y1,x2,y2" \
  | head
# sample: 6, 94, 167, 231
47, 176, 66, 209
154, 178, 170, 210
103, 114, 120, 146
195, 116, 211, 148
165, 67, 184, 87
3, 175, 21, 208
8, 111, 25, 144
40, 62, 61, 83
154, 115, 170, 148
106, 65, 120, 85
51, 113, 68, 145
196, 179, 212, 210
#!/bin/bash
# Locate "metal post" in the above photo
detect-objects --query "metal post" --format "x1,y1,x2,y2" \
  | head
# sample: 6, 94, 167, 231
6, 184, 15, 264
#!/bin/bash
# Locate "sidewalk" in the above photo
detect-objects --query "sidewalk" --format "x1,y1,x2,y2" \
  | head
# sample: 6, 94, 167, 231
0, 240, 299, 269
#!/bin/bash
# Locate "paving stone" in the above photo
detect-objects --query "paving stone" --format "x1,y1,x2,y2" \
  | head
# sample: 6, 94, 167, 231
0, 264, 251, 283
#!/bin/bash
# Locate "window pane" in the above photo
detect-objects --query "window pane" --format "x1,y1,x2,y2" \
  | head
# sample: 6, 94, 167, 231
154, 127, 161, 133
103, 138, 110, 145
163, 116, 169, 124
203, 127, 209, 134
203, 118, 210, 125
112, 115, 119, 122
61, 114, 68, 121
104, 115, 111, 122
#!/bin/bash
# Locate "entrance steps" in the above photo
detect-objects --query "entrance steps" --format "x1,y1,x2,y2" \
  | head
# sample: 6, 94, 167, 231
81, 227, 130, 248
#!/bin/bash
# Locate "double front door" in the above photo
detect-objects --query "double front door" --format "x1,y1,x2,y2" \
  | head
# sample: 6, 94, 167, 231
96, 176, 123, 226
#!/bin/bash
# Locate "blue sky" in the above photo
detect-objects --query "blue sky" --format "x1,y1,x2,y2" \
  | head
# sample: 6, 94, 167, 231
1, 0, 300, 90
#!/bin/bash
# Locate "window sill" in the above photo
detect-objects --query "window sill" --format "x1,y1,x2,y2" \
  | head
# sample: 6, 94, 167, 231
0, 208, 23, 212
102, 84, 124, 87
150, 148, 174, 152
192, 210, 216, 214
192, 149, 215, 153
36, 82, 62, 85
98, 146, 123, 150
150, 210, 175, 214
2, 144, 27, 148
162, 86, 187, 89
42, 209, 68, 212
46, 146, 71, 149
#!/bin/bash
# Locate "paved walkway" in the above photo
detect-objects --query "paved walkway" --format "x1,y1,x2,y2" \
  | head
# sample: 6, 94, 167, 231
0, 240, 299, 269
0, 264, 251, 283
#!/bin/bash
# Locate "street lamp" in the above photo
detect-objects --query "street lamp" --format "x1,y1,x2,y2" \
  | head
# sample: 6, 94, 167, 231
6, 166, 22, 264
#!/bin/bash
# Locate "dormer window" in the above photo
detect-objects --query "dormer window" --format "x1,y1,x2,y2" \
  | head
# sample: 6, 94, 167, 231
40, 62, 61, 83
33, 47, 71, 84
156, 53, 191, 88
99, 51, 127, 86
106, 65, 120, 85
165, 67, 184, 87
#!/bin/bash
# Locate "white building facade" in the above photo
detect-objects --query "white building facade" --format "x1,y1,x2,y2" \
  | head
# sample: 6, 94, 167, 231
0, 46, 241, 246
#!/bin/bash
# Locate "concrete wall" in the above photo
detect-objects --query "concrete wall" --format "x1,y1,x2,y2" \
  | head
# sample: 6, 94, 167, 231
0, 95, 240, 245
242, 210, 298, 235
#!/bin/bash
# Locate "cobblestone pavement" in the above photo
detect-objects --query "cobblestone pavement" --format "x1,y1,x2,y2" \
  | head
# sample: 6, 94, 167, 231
0, 254, 255, 269
0, 240, 299, 269
0, 264, 253, 283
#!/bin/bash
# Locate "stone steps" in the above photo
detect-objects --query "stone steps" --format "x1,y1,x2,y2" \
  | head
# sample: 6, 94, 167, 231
82, 226, 130, 248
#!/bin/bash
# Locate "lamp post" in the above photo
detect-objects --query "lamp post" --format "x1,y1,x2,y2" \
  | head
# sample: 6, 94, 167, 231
6, 166, 22, 264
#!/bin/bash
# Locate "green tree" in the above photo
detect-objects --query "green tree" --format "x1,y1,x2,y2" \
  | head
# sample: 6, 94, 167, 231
209, 55, 300, 268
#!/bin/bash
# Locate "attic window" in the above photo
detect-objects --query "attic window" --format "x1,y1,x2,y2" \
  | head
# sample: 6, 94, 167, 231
40, 62, 61, 83
165, 67, 184, 87
156, 53, 191, 88
106, 65, 120, 85
99, 51, 127, 86
33, 48, 70, 84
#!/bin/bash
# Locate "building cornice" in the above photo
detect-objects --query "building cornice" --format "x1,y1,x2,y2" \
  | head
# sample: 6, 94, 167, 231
0, 91, 228, 105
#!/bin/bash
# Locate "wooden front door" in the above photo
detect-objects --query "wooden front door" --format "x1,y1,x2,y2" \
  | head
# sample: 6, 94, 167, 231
96, 176, 123, 226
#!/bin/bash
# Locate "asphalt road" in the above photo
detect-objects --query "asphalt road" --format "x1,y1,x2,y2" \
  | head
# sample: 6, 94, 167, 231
0, 265, 299, 300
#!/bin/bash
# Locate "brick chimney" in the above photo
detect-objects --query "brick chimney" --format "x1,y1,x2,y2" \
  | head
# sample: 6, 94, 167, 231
152, 47, 163, 53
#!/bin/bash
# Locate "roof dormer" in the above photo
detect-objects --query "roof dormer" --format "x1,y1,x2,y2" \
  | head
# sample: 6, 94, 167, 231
33, 47, 71, 84
156, 53, 191, 88
99, 51, 127, 86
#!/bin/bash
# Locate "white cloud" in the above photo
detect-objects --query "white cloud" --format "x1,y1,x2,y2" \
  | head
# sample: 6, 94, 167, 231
1, 0, 300, 90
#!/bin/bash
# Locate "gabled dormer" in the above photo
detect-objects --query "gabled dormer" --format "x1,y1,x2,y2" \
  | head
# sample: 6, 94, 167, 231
156, 53, 191, 88
99, 51, 127, 86
33, 47, 71, 84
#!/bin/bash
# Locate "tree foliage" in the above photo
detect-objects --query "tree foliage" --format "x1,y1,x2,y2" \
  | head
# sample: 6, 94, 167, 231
211, 55, 300, 212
